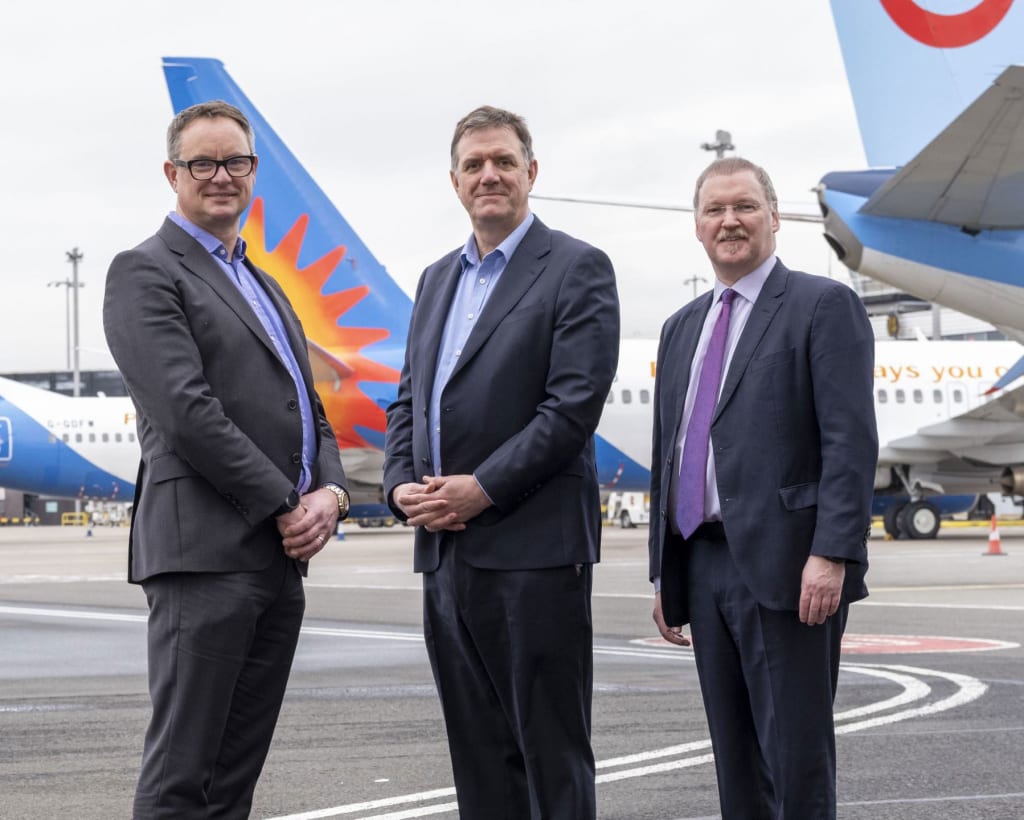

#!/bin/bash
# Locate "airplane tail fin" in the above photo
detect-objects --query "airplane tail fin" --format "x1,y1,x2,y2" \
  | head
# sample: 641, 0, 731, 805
162, 57, 411, 371
162, 57, 410, 454
828, 0, 1024, 167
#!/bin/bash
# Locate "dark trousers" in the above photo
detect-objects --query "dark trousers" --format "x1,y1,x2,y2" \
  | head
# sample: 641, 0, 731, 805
423, 539, 596, 820
133, 551, 305, 819
686, 525, 846, 820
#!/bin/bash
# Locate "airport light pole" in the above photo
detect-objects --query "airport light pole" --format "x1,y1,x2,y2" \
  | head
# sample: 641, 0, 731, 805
700, 129, 735, 159
66, 247, 84, 397
683, 275, 707, 299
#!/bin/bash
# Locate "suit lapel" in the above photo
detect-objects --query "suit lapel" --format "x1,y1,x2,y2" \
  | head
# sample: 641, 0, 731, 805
664, 293, 712, 449
418, 252, 464, 400
158, 219, 281, 360
714, 262, 787, 420
449, 219, 550, 381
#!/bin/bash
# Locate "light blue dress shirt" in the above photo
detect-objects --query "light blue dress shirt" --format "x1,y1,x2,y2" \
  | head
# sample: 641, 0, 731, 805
169, 212, 317, 493
429, 212, 535, 477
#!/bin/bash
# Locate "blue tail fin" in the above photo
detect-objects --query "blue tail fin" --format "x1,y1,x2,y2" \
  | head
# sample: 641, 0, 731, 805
829, 0, 1024, 166
162, 57, 410, 453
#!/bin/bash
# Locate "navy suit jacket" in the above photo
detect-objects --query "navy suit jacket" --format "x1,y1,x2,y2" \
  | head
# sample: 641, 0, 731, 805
104, 218, 346, 582
649, 260, 877, 626
384, 217, 620, 572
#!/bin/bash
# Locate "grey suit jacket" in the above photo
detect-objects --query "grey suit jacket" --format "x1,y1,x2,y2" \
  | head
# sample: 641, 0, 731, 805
384, 217, 620, 572
649, 260, 877, 625
104, 218, 346, 582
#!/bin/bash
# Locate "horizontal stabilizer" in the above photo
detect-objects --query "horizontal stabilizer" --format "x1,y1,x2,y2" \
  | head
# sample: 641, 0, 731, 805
861, 66, 1024, 230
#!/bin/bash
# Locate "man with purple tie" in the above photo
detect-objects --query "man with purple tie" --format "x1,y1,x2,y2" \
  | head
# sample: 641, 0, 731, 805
648, 157, 877, 819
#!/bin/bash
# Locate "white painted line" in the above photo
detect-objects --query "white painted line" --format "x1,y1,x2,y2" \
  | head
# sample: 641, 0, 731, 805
834, 667, 930, 722
858, 601, 1024, 611
841, 791, 1024, 807
0, 604, 146, 623
352, 804, 458, 820
837, 664, 987, 734
267, 788, 455, 819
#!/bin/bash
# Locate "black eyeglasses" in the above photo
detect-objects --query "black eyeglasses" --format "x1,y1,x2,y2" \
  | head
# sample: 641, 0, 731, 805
173, 155, 256, 181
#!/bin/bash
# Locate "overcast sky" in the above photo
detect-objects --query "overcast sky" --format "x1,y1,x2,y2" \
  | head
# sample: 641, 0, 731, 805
0, 0, 866, 373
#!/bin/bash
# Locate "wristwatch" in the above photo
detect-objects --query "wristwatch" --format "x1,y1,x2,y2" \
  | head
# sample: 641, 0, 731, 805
322, 482, 351, 521
273, 489, 300, 517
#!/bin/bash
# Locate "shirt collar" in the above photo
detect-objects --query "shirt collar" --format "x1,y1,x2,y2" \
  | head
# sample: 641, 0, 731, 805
460, 212, 535, 269
714, 254, 775, 305
168, 211, 247, 263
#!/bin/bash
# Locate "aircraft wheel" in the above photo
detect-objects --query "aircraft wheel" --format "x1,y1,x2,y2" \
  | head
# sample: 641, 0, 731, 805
898, 500, 941, 540
619, 511, 635, 529
882, 503, 905, 539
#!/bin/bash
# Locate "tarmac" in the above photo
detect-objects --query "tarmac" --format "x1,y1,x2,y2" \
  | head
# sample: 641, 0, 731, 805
1, 522, 1022, 819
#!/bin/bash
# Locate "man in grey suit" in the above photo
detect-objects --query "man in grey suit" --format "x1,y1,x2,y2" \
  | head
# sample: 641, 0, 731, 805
649, 157, 877, 819
104, 100, 350, 819
383, 106, 619, 819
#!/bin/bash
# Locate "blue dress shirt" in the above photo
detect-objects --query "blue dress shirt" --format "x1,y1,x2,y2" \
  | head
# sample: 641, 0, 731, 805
168, 212, 317, 493
429, 213, 535, 477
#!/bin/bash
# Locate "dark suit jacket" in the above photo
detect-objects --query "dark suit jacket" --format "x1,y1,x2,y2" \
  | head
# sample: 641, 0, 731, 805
104, 218, 346, 583
384, 217, 619, 572
649, 260, 877, 625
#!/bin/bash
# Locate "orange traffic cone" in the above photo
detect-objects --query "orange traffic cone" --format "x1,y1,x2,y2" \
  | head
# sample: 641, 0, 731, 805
983, 515, 1006, 556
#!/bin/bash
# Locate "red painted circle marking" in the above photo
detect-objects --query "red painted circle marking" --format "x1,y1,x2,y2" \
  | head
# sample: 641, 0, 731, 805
881, 0, 1013, 47
633, 633, 1017, 654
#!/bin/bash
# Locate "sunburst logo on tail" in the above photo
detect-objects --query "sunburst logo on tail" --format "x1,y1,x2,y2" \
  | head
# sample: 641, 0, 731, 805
243, 198, 400, 450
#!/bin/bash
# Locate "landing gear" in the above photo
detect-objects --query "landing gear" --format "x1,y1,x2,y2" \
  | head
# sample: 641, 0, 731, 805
882, 499, 941, 539
619, 511, 635, 529
897, 500, 941, 539
883, 503, 904, 539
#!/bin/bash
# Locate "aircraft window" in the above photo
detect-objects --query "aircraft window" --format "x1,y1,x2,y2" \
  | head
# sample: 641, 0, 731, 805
876, 389, 887, 404
912, 390, 923, 404
129, 433, 137, 443
622, 390, 632, 404
115, 433, 123, 443
933, 390, 942, 403
895, 389, 905, 404
75, 433, 83, 443
953, 389, 963, 403
62, 433, 70, 443
102, 433, 109, 443
606, 392, 614, 404
640, 389, 650, 404
88, 433, 96, 443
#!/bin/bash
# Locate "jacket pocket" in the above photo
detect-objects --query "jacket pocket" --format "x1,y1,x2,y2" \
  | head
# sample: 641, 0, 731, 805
778, 481, 818, 511
148, 452, 199, 483
750, 347, 795, 371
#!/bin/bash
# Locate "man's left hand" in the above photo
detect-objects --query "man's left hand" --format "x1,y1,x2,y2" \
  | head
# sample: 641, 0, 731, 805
278, 488, 339, 562
415, 474, 492, 532
799, 555, 845, 625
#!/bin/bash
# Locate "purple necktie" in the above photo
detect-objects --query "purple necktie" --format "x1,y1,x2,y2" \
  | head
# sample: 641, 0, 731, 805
675, 288, 736, 538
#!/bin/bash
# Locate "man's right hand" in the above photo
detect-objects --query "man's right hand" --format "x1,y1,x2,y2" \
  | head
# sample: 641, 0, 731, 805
653, 591, 691, 647
392, 481, 463, 532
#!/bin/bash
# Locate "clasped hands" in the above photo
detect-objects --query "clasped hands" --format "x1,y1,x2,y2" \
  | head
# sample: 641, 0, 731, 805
393, 474, 492, 532
275, 488, 340, 562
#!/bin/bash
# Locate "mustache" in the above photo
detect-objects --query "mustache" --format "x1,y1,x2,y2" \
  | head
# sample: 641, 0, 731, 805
718, 232, 748, 241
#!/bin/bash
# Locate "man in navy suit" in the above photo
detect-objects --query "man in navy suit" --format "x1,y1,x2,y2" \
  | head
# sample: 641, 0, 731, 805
384, 106, 619, 819
649, 157, 877, 819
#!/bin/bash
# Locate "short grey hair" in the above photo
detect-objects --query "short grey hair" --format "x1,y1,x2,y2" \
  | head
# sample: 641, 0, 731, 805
166, 100, 255, 161
450, 105, 534, 171
693, 157, 778, 211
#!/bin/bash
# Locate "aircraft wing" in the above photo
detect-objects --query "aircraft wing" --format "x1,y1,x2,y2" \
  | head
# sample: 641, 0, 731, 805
861, 65, 1024, 230
307, 339, 356, 384
881, 380, 1024, 466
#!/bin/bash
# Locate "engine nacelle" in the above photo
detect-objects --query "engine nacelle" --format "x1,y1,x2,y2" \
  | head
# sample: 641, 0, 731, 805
1000, 466, 1024, 495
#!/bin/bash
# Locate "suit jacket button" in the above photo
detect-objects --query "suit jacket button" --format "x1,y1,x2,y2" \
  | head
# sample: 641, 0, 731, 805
291, 453, 301, 464
287, 399, 298, 410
